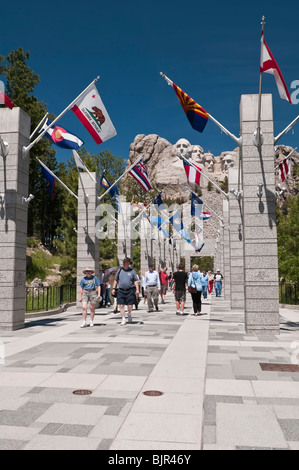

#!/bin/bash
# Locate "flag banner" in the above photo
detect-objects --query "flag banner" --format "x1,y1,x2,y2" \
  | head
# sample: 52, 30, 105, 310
191, 229, 205, 253
0, 90, 14, 109
172, 82, 209, 132
260, 32, 292, 103
279, 156, 292, 182
169, 211, 191, 243
183, 157, 202, 185
129, 158, 153, 192
40, 118, 84, 149
152, 192, 164, 209
200, 211, 212, 220
39, 163, 55, 201
71, 83, 117, 144
191, 192, 204, 217
100, 173, 118, 198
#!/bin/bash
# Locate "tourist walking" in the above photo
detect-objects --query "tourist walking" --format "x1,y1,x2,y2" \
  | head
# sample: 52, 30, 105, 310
172, 263, 188, 315
79, 268, 102, 328
112, 258, 139, 325
188, 265, 204, 316
158, 265, 169, 304
208, 271, 214, 294
214, 269, 224, 297
201, 270, 209, 300
144, 264, 161, 312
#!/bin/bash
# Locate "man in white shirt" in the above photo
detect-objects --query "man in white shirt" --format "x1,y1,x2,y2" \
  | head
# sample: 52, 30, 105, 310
144, 264, 161, 313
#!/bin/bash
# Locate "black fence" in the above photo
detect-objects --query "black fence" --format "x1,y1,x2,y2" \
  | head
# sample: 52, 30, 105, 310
279, 282, 298, 305
25, 285, 76, 313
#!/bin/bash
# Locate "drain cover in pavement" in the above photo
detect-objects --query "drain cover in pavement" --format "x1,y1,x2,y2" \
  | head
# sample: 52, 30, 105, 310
143, 390, 164, 396
260, 363, 299, 372
73, 390, 93, 395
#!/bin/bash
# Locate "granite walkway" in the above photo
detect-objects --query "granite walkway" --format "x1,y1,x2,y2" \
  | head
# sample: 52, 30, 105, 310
0, 293, 298, 450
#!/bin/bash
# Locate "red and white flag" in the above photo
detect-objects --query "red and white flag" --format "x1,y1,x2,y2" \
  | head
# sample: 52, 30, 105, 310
260, 32, 292, 104
71, 84, 116, 144
0, 90, 14, 109
278, 156, 292, 182
183, 157, 202, 186
129, 158, 152, 192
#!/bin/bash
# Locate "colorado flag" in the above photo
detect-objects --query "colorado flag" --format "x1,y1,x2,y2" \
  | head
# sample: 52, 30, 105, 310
41, 119, 84, 150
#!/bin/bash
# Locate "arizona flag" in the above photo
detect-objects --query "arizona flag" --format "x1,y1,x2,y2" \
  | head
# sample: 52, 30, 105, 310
278, 156, 292, 182
129, 159, 153, 192
172, 82, 209, 132
0, 90, 14, 109
71, 84, 117, 144
41, 119, 84, 150
260, 32, 292, 103
183, 157, 202, 186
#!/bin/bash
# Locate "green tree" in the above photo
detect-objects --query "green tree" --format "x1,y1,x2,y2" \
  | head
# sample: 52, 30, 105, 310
0, 48, 61, 244
277, 195, 299, 283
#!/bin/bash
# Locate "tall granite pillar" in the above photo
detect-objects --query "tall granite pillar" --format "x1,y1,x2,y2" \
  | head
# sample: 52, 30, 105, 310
222, 200, 231, 303
117, 197, 133, 264
76, 172, 100, 307
240, 94, 280, 334
0, 108, 31, 330
228, 167, 245, 310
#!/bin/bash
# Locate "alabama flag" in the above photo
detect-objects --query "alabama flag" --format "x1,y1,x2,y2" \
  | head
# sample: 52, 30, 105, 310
278, 156, 292, 182
71, 84, 117, 144
260, 32, 292, 104
183, 157, 202, 186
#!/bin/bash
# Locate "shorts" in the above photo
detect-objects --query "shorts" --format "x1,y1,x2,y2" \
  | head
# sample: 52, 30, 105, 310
175, 289, 186, 303
117, 288, 136, 306
82, 290, 98, 304
161, 284, 168, 295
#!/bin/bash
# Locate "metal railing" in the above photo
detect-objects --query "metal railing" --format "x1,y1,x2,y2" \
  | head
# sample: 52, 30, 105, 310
25, 285, 76, 313
279, 282, 298, 306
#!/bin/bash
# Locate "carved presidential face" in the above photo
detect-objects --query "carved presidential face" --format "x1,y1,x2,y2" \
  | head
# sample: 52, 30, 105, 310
222, 154, 237, 171
174, 139, 191, 158
191, 145, 205, 164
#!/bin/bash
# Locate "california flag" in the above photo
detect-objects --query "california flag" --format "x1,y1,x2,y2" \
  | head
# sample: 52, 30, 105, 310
71, 84, 117, 144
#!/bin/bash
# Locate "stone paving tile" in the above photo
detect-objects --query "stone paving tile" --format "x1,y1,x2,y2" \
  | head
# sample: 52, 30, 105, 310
202, 299, 299, 450
0, 299, 183, 450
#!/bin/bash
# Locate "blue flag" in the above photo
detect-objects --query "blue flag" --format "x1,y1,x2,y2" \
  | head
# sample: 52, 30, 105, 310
40, 164, 55, 201
190, 192, 203, 217
40, 119, 84, 150
169, 211, 191, 243
100, 173, 118, 198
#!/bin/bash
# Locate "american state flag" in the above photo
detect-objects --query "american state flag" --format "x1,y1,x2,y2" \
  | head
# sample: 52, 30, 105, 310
129, 158, 153, 192
278, 156, 292, 182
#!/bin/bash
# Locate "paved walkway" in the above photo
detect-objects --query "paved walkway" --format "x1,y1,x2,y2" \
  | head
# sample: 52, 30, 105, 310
0, 293, 298, 450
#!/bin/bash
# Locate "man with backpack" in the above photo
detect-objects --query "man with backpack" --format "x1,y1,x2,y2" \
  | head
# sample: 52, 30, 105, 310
112, 258, 139, 325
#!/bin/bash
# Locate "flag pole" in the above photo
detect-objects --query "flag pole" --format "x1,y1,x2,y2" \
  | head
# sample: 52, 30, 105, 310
37, 158, 78, 200
178, 154, 229, 199
22, 76, 100, 158
72, 150, 97, 184
254, 16, 266, 148
160, 72, 241, 146
30, 112, 49, 140
97, 154, 143, 202
274, 116, 299, 144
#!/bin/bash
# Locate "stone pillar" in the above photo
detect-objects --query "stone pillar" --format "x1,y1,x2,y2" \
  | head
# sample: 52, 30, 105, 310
240, 94, 280, 334
222, 200, 231, 303
0, 108, 31, 330
76, 172, 100, 307
117, 197, 133, 264
228, 167, 245, 310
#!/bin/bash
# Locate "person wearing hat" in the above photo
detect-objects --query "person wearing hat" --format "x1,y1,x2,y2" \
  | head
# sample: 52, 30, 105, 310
79, 268, 102, 328
112, 258, 139, 326
214, 269, 224, 297
144, 264, 161, 313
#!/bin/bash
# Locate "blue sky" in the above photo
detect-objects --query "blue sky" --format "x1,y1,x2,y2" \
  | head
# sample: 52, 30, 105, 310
1, 0, 299, 164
